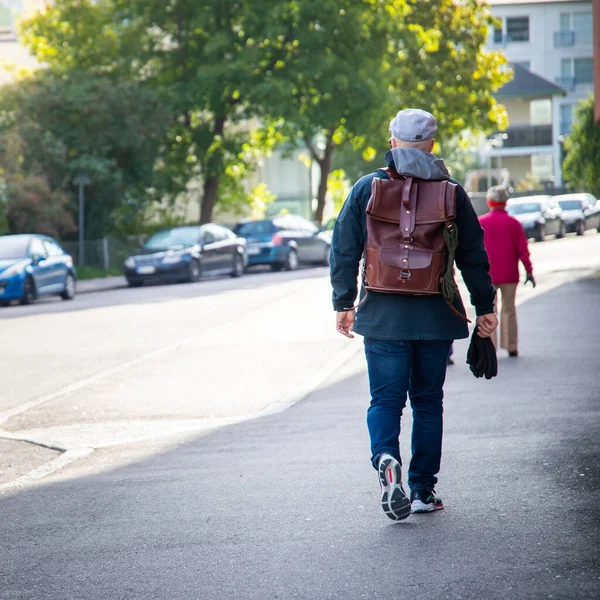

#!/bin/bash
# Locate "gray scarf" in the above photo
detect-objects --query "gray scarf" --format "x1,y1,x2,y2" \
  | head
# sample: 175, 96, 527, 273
389, 148, 451, 181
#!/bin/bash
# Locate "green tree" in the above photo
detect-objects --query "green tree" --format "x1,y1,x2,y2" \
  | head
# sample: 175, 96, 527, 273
0, 132, 76, 236
563, 96, 600, 196
22, 0, 297, 224
0, 74, 167, 239
280, 0, 510, 223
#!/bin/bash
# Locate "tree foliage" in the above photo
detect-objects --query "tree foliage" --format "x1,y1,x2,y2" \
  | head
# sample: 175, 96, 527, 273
272, 0, 510, 222
17, 0, 511, 230
563, 96, 600, 196
0, 74, 167, 238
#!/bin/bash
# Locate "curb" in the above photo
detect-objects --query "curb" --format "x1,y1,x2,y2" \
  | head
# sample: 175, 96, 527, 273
76, 277, 127, 294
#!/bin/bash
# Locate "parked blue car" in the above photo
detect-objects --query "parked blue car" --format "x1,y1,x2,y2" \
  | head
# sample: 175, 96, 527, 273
234, 215, 330, 271
0, 234, 77, 306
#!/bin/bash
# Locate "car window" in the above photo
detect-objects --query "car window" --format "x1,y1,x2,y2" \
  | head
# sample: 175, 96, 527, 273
507, 203, 541, 215
235, 221, 275, 237
145, 227, 201, 250
202, 229, 215, 244
43, 239, 64, 256
205, 224, 227, 242
29, 237, 47, 258
558, 200, 583, 211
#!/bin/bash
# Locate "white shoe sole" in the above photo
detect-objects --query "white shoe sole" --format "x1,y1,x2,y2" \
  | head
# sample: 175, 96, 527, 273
378, 455, 410, 521
411, 499, 444, 513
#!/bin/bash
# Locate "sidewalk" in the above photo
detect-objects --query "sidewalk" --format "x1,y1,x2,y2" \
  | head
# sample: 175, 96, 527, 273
1, 275, 599, 599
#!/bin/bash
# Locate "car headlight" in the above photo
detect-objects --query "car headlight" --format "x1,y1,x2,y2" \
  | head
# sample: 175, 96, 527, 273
162, 255, 182, 264
124, 257, 136, 269
2, 261, 27, 278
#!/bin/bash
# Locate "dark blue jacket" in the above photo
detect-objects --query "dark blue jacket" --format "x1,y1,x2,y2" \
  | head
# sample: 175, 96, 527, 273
330, 153, 495, 341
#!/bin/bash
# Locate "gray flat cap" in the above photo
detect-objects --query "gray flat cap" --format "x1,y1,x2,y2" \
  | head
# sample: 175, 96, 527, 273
486, 186, 509, 203
389, 109, 437, 142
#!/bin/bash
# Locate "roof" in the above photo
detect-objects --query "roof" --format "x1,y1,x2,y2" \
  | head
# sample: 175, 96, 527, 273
496, 63, 566, 99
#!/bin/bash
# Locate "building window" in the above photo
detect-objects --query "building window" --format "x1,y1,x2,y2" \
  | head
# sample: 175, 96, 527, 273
530, 100, 552, 126
574, 58, 594, 84
559, 104, 573, 135
573, 13, 593, 44
493, 26, 503, 43
531, 155, 553, 183
506, 17, 529, 42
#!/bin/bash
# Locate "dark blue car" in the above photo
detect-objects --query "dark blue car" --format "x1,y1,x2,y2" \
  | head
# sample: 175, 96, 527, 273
0, 234, 77, 306
124, 224, 247, 286
234, 215, 330, 271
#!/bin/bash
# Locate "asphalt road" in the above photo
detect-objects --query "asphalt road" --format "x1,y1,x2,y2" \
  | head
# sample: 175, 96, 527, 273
0, 232, 599, 599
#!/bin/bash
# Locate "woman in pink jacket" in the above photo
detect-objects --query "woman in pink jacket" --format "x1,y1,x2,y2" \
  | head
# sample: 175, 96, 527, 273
479, 186, 535, 357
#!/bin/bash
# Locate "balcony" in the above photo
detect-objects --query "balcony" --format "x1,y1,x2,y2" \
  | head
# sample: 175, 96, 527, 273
554, 31, 575, 47
555, 76, 576, 91
499, 125, 553, 148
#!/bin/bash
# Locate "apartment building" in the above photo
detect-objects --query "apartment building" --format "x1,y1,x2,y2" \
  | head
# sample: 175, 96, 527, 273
485, 0, 593, 188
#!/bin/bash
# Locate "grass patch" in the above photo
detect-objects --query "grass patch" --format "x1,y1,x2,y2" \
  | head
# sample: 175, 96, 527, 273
76, 266, 122, 280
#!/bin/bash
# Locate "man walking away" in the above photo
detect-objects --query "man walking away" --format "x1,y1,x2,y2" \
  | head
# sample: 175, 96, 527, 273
479, 187, 535, 357
330, 108, 497, 521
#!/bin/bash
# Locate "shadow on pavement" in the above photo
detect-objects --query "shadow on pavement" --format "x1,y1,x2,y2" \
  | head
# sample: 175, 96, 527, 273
1, 278, 599, 599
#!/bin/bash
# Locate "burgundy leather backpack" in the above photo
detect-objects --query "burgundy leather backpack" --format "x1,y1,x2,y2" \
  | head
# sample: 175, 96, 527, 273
364, 167, 461, 304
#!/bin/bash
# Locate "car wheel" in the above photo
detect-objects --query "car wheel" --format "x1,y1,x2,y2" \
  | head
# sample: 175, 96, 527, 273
556, 222, 566, 239
284, 249, 299, 271
187, 258, 202, 283
321, 245, 330, 267
576, 221, 585, 236
60, 273, 76, 300
20, 277, 36, 305
1, 301, 10, 307
535, 225, 546, 242
127, 279, 144, 287
230, 254, 244, 278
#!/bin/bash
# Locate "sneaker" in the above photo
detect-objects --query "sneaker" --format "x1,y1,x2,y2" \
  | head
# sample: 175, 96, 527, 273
378, 454, 411, 521
410, 489, 444, 513
509, 350, 518, 357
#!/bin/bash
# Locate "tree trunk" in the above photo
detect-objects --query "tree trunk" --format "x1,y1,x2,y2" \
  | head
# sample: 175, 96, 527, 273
200, 175, 219, 224
199, 114, 226, 224
313, 134, 335, 225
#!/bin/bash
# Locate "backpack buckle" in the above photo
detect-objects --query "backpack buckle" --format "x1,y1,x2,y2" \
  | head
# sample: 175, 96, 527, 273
400, 269, 412, 280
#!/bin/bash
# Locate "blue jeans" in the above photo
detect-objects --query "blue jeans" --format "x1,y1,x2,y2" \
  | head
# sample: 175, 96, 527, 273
364, 338, 452, 492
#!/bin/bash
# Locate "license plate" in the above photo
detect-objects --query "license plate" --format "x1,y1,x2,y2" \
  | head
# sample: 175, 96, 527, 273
247, 248, 260, 256
137, 266, 156, 274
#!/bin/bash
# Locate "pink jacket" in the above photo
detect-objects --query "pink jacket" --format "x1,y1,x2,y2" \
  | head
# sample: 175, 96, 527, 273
478, 209, 533, 285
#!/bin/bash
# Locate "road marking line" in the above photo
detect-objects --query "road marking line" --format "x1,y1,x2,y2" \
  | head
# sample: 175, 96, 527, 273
0, 448, 93, 492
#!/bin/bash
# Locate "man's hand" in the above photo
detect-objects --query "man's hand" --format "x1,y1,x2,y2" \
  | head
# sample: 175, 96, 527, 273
336, 310, 356, 339
525, 272, 536, 288
476, 313, 498, 338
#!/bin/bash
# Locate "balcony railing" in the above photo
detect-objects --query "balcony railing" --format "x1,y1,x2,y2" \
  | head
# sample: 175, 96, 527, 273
555, 76, 576, 90
554, 31, 575, 47
499, 125, 553, 148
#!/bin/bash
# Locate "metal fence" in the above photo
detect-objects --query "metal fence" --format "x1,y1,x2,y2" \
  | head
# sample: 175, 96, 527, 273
61, 236, 145, 269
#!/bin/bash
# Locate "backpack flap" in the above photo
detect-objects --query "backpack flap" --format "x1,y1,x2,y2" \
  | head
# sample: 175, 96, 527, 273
367, 177, 457, 225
